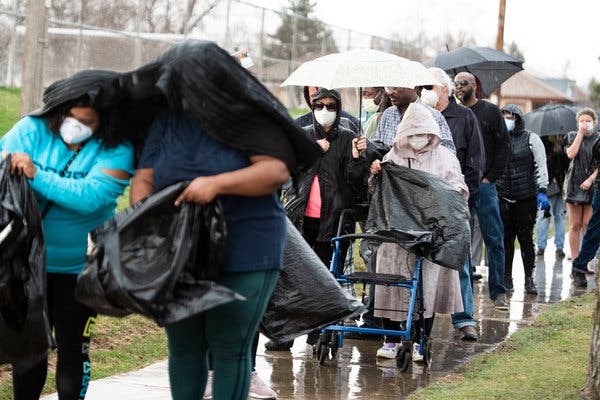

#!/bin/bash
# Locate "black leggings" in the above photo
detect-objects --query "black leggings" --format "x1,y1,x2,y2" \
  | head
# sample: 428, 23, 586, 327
500, 197, 537, 279
12, 273, 97, 400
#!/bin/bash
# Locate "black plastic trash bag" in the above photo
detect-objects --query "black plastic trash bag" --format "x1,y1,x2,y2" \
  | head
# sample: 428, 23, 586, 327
260, 220, 366, 342
75, 182, 243, 326
0, 155, 53, 366
365, 163, 470, 271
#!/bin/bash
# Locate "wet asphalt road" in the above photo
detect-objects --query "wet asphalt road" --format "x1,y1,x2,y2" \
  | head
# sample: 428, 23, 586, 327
42, 241, 596, 400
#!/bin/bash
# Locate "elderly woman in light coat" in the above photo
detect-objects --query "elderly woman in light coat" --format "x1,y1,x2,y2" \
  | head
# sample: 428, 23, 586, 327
370, 102, 468, 362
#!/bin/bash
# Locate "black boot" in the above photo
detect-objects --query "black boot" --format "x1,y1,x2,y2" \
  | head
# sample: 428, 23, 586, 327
504, 277, 514, 292
524, 276, 538, 295
571, 272, 587, 288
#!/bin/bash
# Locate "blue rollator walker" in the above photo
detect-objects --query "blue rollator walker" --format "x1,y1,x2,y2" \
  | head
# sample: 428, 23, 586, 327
314, 210, 432, 371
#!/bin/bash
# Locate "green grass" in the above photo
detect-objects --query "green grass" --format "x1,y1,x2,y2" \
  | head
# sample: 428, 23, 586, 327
0, 315, 167, 399
0, 86, 21, 137
409, 293, 596, 400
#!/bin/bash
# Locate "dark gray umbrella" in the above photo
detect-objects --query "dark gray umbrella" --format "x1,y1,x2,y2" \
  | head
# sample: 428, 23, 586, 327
425, 46, 523, 97
523, 103, 579, 137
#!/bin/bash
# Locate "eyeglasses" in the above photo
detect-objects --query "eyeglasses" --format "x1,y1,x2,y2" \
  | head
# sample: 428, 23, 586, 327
453, 80, 470, 87
313, 102, 338, 111
384, 87, 398, 92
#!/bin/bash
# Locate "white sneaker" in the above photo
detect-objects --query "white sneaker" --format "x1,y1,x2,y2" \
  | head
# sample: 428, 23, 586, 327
249, 371, 277, 399
376, 342, 401, 359
203, 371, 213, 399
412, 342, 424, 363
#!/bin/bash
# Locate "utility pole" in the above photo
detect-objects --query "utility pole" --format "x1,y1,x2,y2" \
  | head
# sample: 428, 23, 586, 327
495, 0, 506, 51
21, 0, 48, 115
493, 0, 506, 104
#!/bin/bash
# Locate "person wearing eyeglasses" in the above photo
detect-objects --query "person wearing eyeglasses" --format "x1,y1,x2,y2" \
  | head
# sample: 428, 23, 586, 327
454, 71, 511, 310
295, 86, 361, 134
370, 86, 456, 154
265, 88, 367, 351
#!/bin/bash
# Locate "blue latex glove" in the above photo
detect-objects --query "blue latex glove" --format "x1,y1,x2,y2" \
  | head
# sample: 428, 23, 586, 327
537, 192, 550, 210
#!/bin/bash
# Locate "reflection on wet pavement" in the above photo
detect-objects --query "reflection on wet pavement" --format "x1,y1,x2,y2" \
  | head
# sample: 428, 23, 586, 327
41, 241, 597, 400
256, 241, 596, 399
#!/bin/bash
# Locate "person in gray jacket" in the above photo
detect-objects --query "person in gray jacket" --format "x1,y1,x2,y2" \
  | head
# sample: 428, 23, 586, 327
497, 104, 549, 295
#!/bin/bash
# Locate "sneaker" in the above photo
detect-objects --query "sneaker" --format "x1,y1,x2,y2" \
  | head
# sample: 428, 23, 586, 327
536, 248, 545, 257
376, 342, 401, 359
555, 249, 565, 258
203, 371, 213, 399
459, 325, 478, 341
264, 339, 293, 351
249, 371, 277, 399
524, 276, 538, 295
494, 293, 509, 310
412, 343, 424, 363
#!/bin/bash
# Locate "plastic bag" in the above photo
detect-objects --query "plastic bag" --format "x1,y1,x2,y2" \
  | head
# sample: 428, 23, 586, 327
75, 182, 243, 326
0, 155, 53, 366
365, 163, 470, 271
260, 220, 366, 342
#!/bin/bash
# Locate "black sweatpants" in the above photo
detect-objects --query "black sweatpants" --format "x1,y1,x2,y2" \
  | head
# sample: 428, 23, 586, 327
303, 216, 349, 268
12, 273, 97, 400
500, 197, 537, 279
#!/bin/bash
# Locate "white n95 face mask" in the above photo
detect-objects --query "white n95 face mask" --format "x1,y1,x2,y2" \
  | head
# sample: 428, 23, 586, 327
420, 89, 439, 109
60, 117, 93, 144
580, 121, 595, 134
362, 98, 379, 113
407, 135, 429, 151
314, 109, 337, 128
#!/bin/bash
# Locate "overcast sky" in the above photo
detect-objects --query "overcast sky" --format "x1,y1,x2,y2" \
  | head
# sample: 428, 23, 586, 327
246, 0, 600, 88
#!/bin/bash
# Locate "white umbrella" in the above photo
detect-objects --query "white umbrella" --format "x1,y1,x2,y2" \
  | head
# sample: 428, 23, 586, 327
281, 48, 439, 89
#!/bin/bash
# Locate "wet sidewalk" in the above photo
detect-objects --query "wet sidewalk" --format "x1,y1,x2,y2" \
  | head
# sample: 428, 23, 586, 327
42, 240, 596, 399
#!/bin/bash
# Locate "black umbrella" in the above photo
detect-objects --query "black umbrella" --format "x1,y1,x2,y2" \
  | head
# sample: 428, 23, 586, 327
426, 46, 523, 97
522, 103, 579, 137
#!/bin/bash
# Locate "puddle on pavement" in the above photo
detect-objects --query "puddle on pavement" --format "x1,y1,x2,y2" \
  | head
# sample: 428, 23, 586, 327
255, 241, 596, 399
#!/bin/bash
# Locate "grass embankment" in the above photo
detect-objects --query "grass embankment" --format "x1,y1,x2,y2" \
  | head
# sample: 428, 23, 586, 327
410, 292, 595, 400
0, 87, 21, 136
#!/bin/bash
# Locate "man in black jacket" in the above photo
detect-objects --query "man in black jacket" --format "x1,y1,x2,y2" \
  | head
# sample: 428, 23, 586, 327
454, 71, 511, 310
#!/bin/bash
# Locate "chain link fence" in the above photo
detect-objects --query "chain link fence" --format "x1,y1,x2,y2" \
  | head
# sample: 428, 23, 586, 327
0, 0, 423, 110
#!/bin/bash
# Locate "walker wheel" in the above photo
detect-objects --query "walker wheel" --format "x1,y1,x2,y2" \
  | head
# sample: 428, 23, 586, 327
396, 342, 412, 372
317, 341, 329, 365
422, 338, 433, 367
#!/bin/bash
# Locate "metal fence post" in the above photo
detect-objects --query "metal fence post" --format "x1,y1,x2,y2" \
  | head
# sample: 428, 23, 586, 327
5, 0, 21, 87
21, 0, 48, 115
257, 7, 265, 81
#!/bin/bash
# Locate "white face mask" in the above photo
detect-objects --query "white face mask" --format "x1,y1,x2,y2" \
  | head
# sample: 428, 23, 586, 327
60, 116, 93, 144
579, 121, 595, 134
420, 89, 439, 109
362, 98, 379, 113
314, 109, 337, 128
407, 135, 429, 151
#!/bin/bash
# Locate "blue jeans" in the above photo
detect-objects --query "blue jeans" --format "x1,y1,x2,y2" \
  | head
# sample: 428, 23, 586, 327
536, 194, 566, 250
573, 189, 600, 272
451, 205, 477, 328
451, 251, 476, 328
475, 182, 508, 300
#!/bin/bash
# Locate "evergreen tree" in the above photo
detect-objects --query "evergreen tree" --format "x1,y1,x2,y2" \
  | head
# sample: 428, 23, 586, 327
265, 0, 337, 61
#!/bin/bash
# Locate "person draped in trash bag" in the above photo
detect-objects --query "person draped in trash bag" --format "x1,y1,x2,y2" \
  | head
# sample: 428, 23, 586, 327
0, 94, 134, 399
564, 108, 599, 262
129, 107, 292, 399
496, 104, 549, 295
369, 102, 467, 362
264, 88, 368, 352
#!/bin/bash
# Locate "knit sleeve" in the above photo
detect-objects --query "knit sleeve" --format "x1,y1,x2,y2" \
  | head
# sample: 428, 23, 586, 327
529, 132, 549, 192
